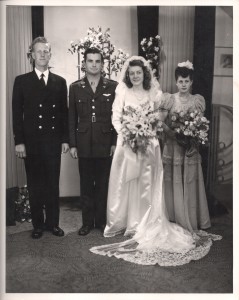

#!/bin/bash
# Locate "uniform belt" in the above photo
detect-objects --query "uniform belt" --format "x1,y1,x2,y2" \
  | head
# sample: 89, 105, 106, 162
79, 116, 110, 123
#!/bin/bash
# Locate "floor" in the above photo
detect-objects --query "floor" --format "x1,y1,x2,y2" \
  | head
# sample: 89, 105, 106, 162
5, 197, 233, 294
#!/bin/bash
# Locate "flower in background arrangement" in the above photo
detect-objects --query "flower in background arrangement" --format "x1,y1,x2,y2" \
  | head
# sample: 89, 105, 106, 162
121, 102, 163, 154
111, 49, 130, 76
170, 110, 210, 151
68, 26, 130, 78
15, 185, 32, 223
140, 35, 162, 78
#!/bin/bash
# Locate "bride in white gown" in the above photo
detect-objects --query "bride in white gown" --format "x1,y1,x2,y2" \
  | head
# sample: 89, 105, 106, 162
90, 56, 221, 266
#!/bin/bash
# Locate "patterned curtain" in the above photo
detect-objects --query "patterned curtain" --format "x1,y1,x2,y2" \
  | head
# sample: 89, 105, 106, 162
6, 6, 32, 188
158, 6, 195, 93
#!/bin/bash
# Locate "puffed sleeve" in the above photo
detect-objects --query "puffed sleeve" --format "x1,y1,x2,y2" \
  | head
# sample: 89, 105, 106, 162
153, 90, 163, 110
193, 94, 206, 113
112, 82, 126, 134
159, 92, 174, 111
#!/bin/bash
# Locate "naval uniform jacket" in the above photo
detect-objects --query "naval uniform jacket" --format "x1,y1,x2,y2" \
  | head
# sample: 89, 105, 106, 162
12, 70, 68, 155
69, 76, 118, 157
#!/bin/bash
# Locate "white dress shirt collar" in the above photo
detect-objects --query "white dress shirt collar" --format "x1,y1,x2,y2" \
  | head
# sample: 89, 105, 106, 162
35, 68, 49, 84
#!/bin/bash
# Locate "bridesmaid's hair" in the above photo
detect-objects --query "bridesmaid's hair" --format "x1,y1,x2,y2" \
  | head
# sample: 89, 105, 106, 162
175, 66, 194, 81
84, 47, 104, 63
123, 60, 151, 90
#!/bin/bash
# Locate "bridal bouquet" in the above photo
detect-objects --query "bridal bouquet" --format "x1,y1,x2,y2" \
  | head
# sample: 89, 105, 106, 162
121, 103, 163, 154
170, 110, 210, 148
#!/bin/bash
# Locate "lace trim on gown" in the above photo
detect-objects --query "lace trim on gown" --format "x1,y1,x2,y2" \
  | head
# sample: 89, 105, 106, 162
90, 230, 222, 266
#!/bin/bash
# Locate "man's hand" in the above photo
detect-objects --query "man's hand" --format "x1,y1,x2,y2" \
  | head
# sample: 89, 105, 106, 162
15, 144, 26, 158
61, 143, 69, 154
110, 145, 116, 156
70, 147, 78, 159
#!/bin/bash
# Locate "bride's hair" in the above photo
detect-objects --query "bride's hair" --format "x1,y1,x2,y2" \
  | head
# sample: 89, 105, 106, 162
123, 59, 152, 90
175, 66, 194, 81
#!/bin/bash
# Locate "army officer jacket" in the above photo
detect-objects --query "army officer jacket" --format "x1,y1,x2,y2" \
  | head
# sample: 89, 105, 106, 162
69, 76, 118, 158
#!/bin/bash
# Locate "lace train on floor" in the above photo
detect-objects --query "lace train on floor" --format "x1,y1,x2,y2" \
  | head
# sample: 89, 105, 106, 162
90, 230, 222, 266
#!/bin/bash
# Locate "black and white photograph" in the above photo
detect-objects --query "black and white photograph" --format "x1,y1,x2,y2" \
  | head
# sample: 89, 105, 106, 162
0, 0, 237, 299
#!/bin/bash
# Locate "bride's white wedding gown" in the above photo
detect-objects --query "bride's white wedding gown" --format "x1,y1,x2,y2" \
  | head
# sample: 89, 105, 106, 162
90, 84, 221, 266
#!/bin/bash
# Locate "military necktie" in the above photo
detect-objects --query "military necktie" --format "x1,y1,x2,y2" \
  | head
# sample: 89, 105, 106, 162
40, 73, 45, 87
91, 81, 96, 93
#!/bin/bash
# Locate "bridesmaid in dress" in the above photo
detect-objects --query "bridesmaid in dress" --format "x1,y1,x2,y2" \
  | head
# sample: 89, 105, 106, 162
162, 61, 211, 232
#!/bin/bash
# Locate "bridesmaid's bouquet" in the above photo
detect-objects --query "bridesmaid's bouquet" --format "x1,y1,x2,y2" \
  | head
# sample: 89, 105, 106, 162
121, 102, 163, 154
170, 110, 210, 149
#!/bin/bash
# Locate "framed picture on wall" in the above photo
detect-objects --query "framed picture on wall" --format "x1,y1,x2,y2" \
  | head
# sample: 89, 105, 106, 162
214, 47, 233, 77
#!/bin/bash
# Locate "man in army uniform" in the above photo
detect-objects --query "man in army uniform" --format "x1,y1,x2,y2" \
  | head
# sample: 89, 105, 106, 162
12, 37, 69, 239
69, 47, 118, 236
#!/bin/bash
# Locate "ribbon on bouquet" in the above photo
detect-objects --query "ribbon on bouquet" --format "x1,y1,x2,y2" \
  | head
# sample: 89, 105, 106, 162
124, 138, 159, 183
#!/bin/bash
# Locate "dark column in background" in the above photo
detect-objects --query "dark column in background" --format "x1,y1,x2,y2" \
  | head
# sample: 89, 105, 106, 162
31, 6, 44, 39
137, 6, 159, 56
193, 7, 216, 211
193, 6, 215, 120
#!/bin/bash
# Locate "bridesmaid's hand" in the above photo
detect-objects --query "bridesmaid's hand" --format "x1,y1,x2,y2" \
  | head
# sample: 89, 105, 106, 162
162, 122, 176, 138
186, 145, 198, 157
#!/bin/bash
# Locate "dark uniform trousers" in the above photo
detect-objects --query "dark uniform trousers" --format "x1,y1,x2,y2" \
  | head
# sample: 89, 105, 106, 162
12, 71, 68, 230
69, 76, 118, 228
25, 151, 61, 229
78, 157, 112, 227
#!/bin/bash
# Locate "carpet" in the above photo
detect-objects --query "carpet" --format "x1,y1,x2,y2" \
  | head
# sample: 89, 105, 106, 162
6, 217, 233, 293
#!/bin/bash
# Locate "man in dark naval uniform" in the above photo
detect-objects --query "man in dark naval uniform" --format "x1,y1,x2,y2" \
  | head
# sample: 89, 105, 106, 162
69, 47, 118, 235
12, 37, 69, 239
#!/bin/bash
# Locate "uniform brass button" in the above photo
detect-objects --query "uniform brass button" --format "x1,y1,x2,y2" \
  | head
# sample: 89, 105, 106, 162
52, 126, 55, 129
107, 99, 110, 102
92, 113, 95, 115
39, 126, 42, 129
52, 116, 55, 119
53, 104, 55, 107
92, 99, 95, 102
39, 104, 42, 107
92, 106, 95, 109
79, 100, 81, 102
39, 115, 42, 118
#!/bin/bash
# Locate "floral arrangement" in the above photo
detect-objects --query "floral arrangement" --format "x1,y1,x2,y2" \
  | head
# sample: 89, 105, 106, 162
140, 35, 161, 77
68, 26, 130, 78
121, 102, 163, 154
15, 186, 32, 223
170, 110, 210, 149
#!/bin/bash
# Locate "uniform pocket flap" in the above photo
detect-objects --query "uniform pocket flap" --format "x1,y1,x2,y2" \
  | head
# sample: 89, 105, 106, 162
77, 124, 89, 133
102, 126, 113, 133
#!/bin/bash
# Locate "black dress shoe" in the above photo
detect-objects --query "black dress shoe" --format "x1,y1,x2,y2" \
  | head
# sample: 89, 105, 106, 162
52, 226, 64, 237
31, 228, 43, 239
78, 225, 92, 236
